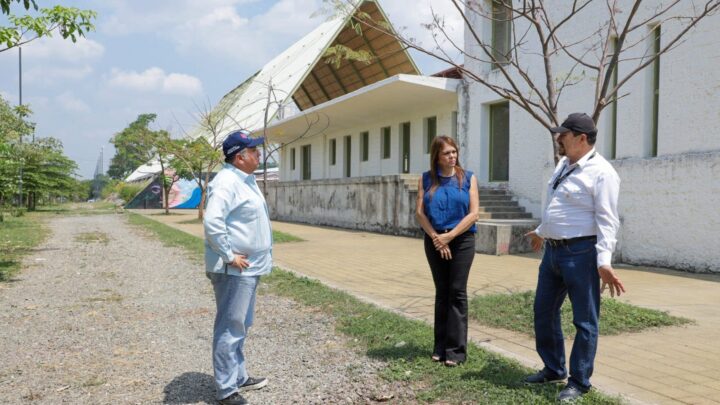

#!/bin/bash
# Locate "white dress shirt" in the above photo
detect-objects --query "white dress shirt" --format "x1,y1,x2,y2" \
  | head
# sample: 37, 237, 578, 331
204, 163, 273, 277
535, 148, 621, 268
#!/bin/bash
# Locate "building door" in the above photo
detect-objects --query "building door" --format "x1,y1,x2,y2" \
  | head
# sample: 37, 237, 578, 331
344, 135, 351, 177
301, 145, 311, 180
489, 102, 509, 182
400, 122, 410, 173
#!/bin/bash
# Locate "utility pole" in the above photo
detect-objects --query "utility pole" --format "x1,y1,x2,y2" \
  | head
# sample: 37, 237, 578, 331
18, 46, 22, 144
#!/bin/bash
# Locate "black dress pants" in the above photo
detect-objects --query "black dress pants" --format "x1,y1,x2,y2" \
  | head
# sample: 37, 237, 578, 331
424, 231, 476, 363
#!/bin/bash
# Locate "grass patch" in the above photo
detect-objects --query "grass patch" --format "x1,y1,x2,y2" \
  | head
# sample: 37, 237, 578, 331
75, 232, 110, 244
128, 213, 205, 258
81, 376, 107, 387
177, 217, 303, 243
130, 213, 621, 404
0, 212, 48, 282
470, 291, 692, 337
128, 212, 303, 248
37, 202, 118, 216
272, 229, 304, 243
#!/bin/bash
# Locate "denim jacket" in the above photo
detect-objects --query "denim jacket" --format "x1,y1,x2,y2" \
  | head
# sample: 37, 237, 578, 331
203, 163, 272, 277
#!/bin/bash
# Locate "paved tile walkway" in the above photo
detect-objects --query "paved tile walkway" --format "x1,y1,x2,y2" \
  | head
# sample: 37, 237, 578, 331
135, 209, 720, 405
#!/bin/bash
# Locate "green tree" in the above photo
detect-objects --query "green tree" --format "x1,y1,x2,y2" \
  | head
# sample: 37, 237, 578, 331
0, 95, 33, 206
0, 2, 96, 53
108, 114, 176, 213
1, 0, 37, 14
16, 137, 78, 210
108, 114, 160, 180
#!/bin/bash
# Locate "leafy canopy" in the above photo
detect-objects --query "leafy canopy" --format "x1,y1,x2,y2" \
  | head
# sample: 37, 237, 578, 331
0, 0, 96, 53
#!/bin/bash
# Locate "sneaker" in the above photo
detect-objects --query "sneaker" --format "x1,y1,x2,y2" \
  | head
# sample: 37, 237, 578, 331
558, 384, 587, 402
218, 392, 248, 405
239, 376, 268, 392
523, 370, 567, 384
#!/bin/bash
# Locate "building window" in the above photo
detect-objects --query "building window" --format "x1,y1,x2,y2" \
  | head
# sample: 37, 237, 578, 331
650, 25, 660, 157
424, 116, 437, 153
491, 0, 512, 69
381, 126, 391, 159
344, 135, 352, 177
290, 147, 295, 170
301, 145, 311, 180
330, 138, 336, 165
489, 102, 509, 182
400, 122, 410, 173
361, 131, 369, 162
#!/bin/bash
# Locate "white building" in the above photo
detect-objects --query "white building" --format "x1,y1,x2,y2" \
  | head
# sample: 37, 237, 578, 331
270, 74, 459, 181
460, 1, 719, 272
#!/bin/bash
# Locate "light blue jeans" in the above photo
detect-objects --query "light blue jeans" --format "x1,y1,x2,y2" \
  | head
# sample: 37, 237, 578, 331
207, 272, 259, 400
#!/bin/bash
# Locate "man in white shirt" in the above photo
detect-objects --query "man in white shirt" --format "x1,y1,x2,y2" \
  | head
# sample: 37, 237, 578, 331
524, 113, 626, 402
204, 130, 272, 405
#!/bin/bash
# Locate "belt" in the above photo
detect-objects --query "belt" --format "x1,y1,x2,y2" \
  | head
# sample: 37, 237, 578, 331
545, 235, 596, 247
435, 228, 452, 234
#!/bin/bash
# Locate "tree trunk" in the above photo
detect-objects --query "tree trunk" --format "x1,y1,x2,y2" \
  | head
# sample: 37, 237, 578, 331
163, 183, 170, 215
198, 188, 206, 220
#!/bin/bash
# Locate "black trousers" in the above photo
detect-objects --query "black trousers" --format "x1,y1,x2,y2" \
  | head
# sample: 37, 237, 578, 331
424, 231, 476, 363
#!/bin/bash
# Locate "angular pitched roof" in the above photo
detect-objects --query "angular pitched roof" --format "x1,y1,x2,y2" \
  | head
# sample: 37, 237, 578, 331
196, 0, 419, 142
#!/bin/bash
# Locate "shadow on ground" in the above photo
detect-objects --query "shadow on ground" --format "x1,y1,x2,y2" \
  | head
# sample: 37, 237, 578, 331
163, 372, 215, 404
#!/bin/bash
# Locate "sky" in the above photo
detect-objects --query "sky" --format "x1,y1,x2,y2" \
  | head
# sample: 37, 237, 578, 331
0, 0, 464, 179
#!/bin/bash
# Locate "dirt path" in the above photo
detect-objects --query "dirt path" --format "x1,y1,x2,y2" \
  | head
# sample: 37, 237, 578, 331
0, 214, 411, 404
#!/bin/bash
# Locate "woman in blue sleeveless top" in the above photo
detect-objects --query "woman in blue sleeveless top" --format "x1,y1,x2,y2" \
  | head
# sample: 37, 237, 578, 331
415, 135, 479, 366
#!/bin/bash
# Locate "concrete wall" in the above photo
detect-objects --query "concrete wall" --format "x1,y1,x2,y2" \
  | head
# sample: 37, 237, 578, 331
279, 105, 458, 181
463, 1, 720, 272
266, 174, 421, 237
613, 151, 720, 272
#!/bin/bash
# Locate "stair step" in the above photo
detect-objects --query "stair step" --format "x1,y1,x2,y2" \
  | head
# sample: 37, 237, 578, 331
488, 212, 533, 219
478, 189, 510, 196
482, 206, 526, 213
479, 200, 519, 207
480, 196, 514, 203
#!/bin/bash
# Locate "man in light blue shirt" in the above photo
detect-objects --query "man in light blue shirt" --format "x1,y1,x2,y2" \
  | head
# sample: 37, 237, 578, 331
204, 130, 272, 405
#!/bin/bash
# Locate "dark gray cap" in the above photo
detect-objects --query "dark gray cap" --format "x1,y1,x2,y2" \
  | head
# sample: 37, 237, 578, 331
550, 113, 597, 136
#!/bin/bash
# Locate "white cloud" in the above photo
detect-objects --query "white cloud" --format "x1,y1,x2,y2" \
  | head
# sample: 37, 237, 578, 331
56, 92, 90, 113
101, 0, 259, 35
25, 65, 94, 84
172, 0, 324, 64
22, 36, 105, 62
107, 67, 203, 96
162, 73, 203, 95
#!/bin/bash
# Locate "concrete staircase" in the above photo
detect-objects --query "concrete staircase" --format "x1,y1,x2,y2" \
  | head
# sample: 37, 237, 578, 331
476, 187, 539, 255
477, 187, 533, 220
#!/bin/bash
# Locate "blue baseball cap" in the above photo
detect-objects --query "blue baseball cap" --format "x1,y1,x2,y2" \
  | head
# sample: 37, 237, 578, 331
222, 130, 265, 158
